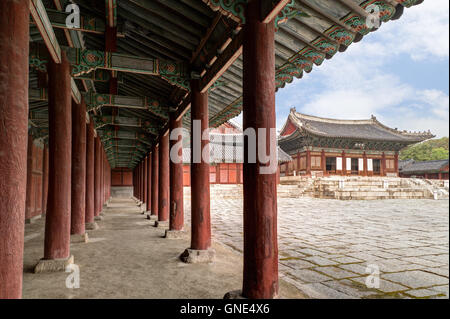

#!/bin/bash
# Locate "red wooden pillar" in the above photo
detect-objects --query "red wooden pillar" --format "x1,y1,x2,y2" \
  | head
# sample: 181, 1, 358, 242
167, 115, 184, 235
0, 0, 29, 298
241, 0, 278, 299
150, 145, 159, 218
306, 149, 311, 176
143, 156, 148, 206
180, 79, 213, 262
394, 152, 399, 176
42, 144, 49, 215
100, 146, 104, 209
321, 149, 326, 176
381, 152, 386, 176
71, 99, 87, 239
25, 134, 36, 222
42, 52, 73, 263
342, 151, 347, 176
157, 133, 170, 225
85, 118, 97, 229
140, 161, 144, 202
189, 80, 211, 248
136, 164, 140, 200
146, 153, 152, 213
94, 137, 102, 218
363, 152, 368, 177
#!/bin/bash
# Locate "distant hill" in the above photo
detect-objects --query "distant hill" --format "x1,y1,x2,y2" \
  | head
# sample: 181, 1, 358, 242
400, 137, 449, 161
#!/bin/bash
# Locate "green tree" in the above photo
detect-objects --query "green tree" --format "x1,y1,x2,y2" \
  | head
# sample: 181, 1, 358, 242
400, 137, 449, 161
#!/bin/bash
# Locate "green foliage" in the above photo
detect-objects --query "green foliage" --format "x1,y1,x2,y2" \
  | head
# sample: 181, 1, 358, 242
400, 137, 449, 161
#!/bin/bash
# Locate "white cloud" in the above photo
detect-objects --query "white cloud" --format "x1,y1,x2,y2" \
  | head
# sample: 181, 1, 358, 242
275, 1, 449, 138
378, 0, 449, 61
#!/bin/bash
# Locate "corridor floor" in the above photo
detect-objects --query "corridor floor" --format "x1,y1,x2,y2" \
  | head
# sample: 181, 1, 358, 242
22, 197, 303, 299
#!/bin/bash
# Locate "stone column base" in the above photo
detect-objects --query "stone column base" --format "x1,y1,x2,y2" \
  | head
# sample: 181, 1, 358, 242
155, 220, 169, 228
180, 248, 215, 264
25, 214, 42, 224
71, 233, 89, 243
223, 290, 247, 299
94, 215, 103, 221
147, 214, 158, 220
34, 255, 74, 273
165, 229, 187, 239
85, 222, 99, 230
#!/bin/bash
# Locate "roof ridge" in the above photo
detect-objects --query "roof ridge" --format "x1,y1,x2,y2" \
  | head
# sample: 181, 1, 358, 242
291, 108, 374, 125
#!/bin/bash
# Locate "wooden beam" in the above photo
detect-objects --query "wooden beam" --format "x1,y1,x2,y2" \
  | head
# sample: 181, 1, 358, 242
262, 0, 291, 23
30, 0, 61, 63
199, 30, 243, 93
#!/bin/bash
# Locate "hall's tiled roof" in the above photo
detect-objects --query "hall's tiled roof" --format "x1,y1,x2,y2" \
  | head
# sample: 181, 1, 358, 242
280, 109, 434, 143
399, 159, 449, 174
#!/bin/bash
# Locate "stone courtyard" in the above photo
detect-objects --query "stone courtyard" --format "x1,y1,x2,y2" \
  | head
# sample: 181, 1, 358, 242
185, 197, 449, 299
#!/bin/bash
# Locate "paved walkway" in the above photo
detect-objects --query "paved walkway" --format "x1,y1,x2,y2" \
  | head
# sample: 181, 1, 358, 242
22, 198, 303, 299
185, 198, 449, 299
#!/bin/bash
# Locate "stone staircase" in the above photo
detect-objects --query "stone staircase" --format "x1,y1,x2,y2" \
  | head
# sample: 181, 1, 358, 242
182, 177, 449, 201
280, 176, 449, 200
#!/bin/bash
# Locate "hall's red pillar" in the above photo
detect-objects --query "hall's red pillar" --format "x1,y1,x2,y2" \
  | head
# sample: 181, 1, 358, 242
71, 99, 87, 241
180, 79, 213, 263
0, 0, 29, 298
85, 117, 97, 229
42, 145, 49, 215
94, 136, 102, 219
156, 133, 170, 226
167, 114, 184, 236
40, 51, 73, 267
150, 145, 159, 219
146, 153, 152, 213
241, 0, 278, 299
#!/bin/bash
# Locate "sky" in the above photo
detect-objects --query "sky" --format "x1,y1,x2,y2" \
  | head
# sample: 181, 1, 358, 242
233, 0, 449, 138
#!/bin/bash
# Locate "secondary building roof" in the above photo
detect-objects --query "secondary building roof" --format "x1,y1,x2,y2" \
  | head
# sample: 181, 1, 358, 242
399, 159, 449, 175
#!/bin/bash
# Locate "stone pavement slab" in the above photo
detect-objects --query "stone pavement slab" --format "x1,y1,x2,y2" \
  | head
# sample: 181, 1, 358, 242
186, 195, 449, 299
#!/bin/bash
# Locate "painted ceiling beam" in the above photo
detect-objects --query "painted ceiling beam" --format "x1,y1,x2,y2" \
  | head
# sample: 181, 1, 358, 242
31, 8, 123, 36
199, 30, 243, 93
29, 89, 168, 120
106, 0, 118, 28
83, 92, 169, 120
94, 115, 163, 135
30, 0, 61, 63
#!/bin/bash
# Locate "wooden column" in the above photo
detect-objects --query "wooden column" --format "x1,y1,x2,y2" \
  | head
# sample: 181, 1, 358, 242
381, 152, 386, 177
94, 136, 102, 217
42, 145, 49, 215
158, 133, 170, 224
169, 115, 184, 233
143, 156, 148, 206
85, 118, 96, 229
394, 152, 399, 176
44, 52, 72, 260
363, 152, 368, 177
71, 99, 87, 237
151, 145, 159, 218
321, 149, 326, 176
0, 0, 29, 298
342, 151, 346, 176
187, 80, 211, 251
306, 149, 311, 176
241, 0, 278, 299
146, 153, 152, 213
25, 135, 36, 221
